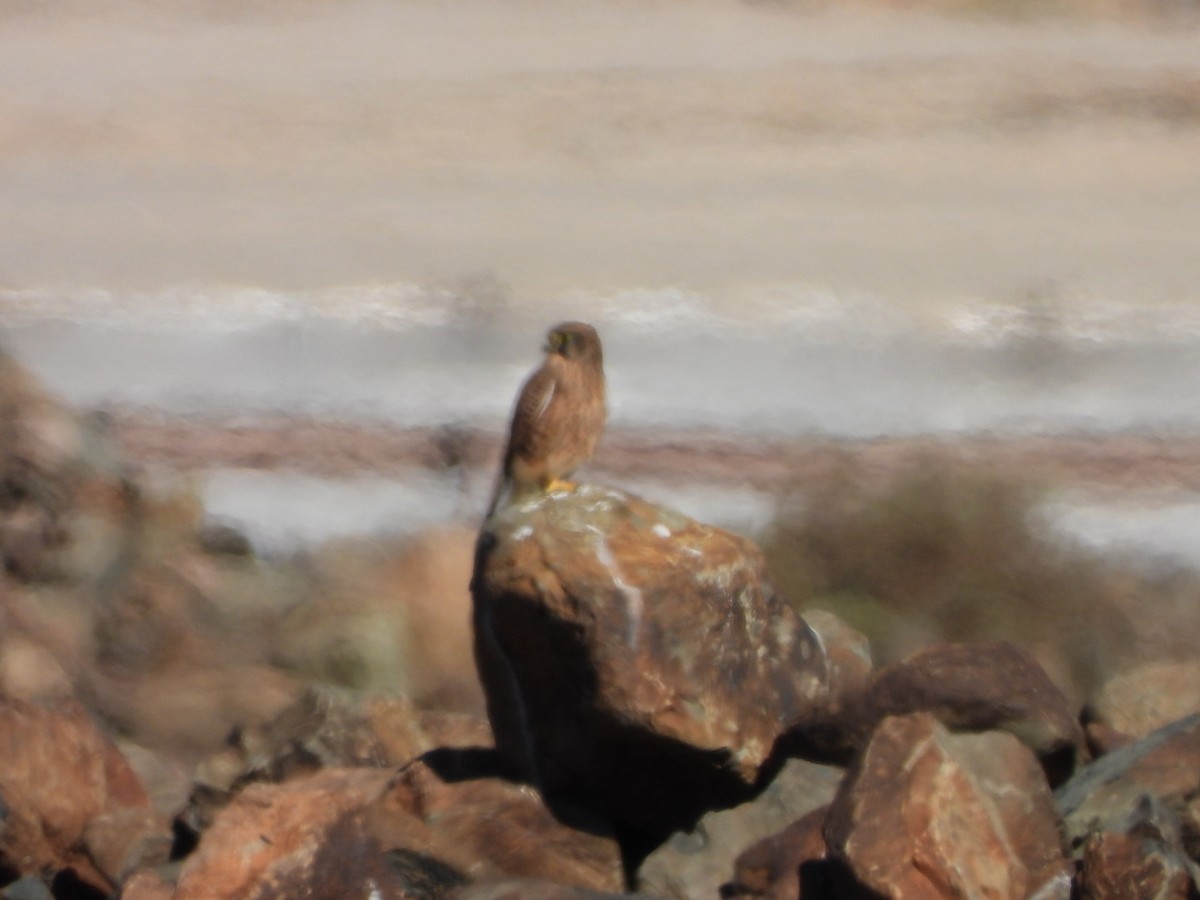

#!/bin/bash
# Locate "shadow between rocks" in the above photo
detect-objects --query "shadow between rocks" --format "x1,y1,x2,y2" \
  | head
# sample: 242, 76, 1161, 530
417, 741, 763, 890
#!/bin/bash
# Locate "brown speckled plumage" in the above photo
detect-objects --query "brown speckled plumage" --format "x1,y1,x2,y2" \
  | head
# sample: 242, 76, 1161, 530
490, 321, 606, 512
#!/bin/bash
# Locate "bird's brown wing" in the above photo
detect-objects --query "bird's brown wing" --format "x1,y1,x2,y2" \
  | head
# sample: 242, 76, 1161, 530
504, 361, 559, 466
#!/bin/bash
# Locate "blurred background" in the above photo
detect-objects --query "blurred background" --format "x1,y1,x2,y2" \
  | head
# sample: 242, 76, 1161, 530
3, 0, 1200, 743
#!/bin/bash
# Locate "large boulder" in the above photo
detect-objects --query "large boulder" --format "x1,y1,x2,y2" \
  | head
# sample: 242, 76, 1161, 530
824, 712, 1071, 900
472, 485, 829, 838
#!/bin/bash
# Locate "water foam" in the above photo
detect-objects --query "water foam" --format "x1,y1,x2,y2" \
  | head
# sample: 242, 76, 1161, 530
5, 280, 1198, 348
0, 282, 463, 333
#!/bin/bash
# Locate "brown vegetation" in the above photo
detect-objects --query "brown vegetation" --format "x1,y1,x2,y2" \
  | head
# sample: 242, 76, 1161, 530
760, 457, 1200, 703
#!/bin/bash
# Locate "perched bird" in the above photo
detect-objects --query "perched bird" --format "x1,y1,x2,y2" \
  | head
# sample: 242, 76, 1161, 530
488, 321, 607, 514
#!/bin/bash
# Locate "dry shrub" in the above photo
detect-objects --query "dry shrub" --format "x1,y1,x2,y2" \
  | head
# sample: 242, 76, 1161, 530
269, 528, 480, 714
759, 455, 1181, 703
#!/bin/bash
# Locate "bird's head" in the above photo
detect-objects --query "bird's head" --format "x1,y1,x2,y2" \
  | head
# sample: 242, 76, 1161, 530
545, 322, 603, 366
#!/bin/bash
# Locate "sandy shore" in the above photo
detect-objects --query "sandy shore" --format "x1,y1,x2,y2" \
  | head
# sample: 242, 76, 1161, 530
110, 413, 1200, 495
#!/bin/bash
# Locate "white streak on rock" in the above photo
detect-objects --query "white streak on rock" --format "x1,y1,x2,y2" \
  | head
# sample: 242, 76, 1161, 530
587, 524, 644, 650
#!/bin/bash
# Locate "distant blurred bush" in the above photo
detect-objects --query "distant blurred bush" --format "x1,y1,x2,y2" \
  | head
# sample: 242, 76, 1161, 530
760, 457, 1200, 704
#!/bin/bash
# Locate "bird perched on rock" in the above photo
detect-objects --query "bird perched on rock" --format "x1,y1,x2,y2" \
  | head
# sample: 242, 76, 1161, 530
488, 321, 606, 514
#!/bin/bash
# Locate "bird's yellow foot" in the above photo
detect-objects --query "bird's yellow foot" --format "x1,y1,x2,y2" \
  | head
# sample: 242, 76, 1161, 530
544, 477, 578, 494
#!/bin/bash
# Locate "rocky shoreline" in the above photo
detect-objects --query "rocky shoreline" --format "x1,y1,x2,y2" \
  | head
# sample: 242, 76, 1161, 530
7, 353, 1200, 898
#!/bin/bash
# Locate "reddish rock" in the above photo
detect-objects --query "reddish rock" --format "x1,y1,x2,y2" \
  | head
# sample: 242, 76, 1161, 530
851, 641, 1085, 783
638, 758, 842, 898
473, 485, 829, 837
726, 806, 830, 900
176, 757, 625, 899
375, 757, 625, 892
183, 688, 492, 834
825, 712, 1070, 900
1078, 829, 1198, 899
1088, 659, 1200, 740
243, 806, 470, 900
0, 697, 166, 894
173, 767, 395, 899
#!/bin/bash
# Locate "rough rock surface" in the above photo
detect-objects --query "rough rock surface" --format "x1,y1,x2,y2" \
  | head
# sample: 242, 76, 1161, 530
1060, 710, 1200, 844
173, 766, 394, 899
1056, 713, 1200, 862
0, 697, 167, 893
637, 758, 842, 899
377, 757, 625, 892
174, 757, 625, 899
472, 484, 829, 837
802, 609, 872, 720
849, 641, 1085, 783
1088, 659, 1200, 741
824, 711, 1071, 900
1078, 826, 1199, 900
181, 678, 492, 837
725, 806, 831, 900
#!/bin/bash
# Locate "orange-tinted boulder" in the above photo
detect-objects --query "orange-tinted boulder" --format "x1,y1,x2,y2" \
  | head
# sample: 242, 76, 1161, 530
473, 485, 829, 837
825, 712, 1070, 900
